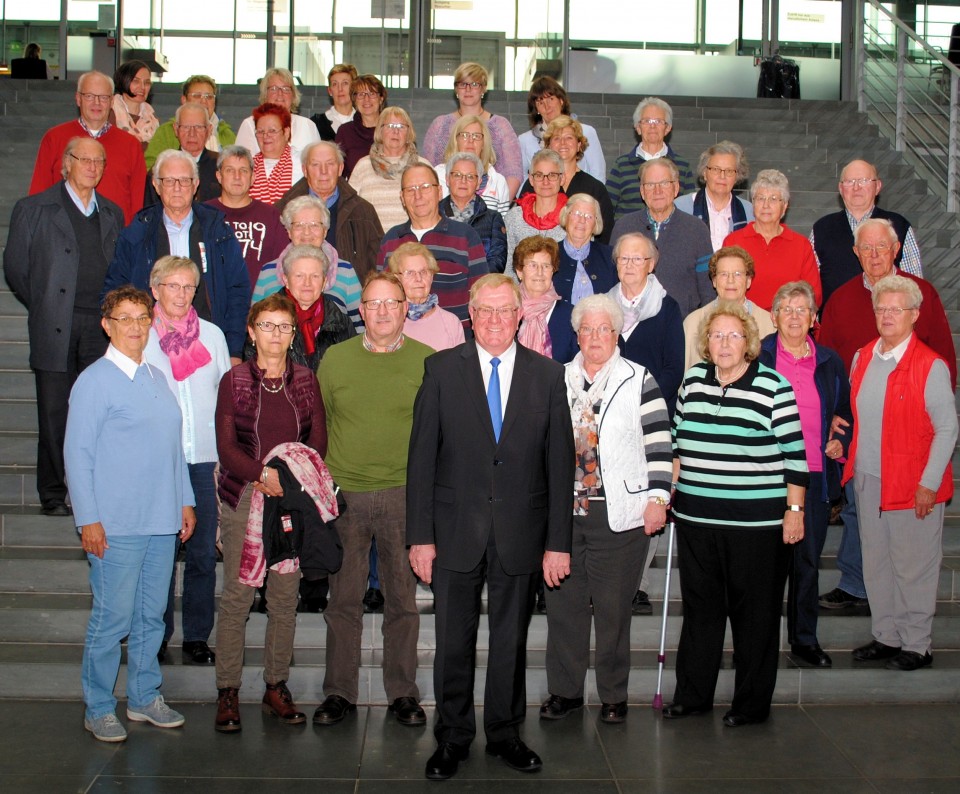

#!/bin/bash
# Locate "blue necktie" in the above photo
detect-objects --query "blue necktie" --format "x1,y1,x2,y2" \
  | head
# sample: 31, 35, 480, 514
487, 357, 502, 442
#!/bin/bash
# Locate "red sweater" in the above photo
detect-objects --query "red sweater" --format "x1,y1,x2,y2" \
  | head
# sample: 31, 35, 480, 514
30, 121, 147, 224
724, 223, 822, 311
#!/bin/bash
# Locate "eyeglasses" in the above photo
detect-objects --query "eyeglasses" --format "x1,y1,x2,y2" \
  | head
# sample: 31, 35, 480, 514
449, 170, 479, 182
255, 127, 284, 137
638, 118, 667, 127
716, 270, 745, 281
266, 85, 293, 95
456, 81, 484, 90
530, 171, 561, 183
578, 325, 617, 337
570, 210, 595, 222
856, 243, 892, 254
522, 261, 554, 272
78, 92, 111, 103
158, 283, 198, 295
457, 131, 484, 142
362, 298, 403, 310
156, 177, 196, 189
754, 195, 783, 204
384, 122, 408, 130
873, 305, 913, 316
69, 153, 106, 168
641, 180, 676, 190
399, 269, 430, 280
353, 90, 379, 99
186, 92, 216, 101
705, 166, 738, 178
256, 320, 295, 334
176, 124, 208, 133
707, 331, 746, 343
776, 306, 811, 316
401, 183, 438, 195
840, 177, 878, 188
472, 305, 518, 319
617, 255, 654, 267
108, 314, 152, 327
289, 221, 325, 232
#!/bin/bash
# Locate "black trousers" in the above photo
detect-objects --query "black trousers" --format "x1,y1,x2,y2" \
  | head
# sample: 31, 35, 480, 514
34, 311, 106, 505
787, 476, 830, 646
672, 521, 789, 721
432, 532, 538, 747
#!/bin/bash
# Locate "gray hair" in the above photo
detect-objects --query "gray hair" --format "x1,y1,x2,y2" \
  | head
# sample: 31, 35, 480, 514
445, 150, 483, 177
571, 293, 624, 335
259, 67, 301, 112
750, 169, 790, 204
175, 101, 210, 125
77, 70, 114, 94
559, 193, 604, 236
854, 217, 898, 248
149, 255, 200, 289
530, 148, 563, 173
697, 140, 750, 183
154, 148, 199, 181
281, 243, 330, 279
61, 137, 105, 180
281, 195, 330, 229
217, 145, 254, 171
872, 274, 922, 310
612, 232, 658, 264
632, 96, 673, 127
772, 280, 818, 316
301, 140, 345, 168
638, 156, 679, 185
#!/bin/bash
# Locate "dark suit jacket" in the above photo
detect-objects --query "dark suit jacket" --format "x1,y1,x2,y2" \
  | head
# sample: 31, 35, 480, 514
406, 341, 574, 575
144, 148, 221, 207
3, 183, 123, 371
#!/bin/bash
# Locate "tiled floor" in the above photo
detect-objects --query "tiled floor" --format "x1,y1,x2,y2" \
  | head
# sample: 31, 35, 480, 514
3, 701, 960, 792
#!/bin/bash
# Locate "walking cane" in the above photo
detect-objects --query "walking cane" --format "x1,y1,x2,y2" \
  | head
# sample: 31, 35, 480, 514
652, 520, 676, 710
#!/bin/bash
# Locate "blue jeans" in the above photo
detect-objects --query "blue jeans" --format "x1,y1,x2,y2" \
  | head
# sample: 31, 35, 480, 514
82, 533, 176, 720
836, 480, 867, 598
164, 462, 219, 643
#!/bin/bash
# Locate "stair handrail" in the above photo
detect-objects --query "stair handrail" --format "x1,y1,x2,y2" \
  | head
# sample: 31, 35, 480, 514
858, 0, 960, 211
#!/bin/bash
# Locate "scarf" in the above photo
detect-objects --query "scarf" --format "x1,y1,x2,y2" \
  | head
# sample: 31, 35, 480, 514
518, 282, 560, 358
565, 347, 621, 515
450, 200, 475, 223
153, 303, 212, 381
250, 146, 294, 205
369, 146, 422, 180
110, 95, 159, 143
287, 288, 324, 356
518, 191, 567, 230
563, 238, 594, 305
610, 275, 667, 338
407, 293, 439, 321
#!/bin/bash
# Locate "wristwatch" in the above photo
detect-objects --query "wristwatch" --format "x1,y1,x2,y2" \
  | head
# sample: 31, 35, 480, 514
652, 496, 670, 506
787, 504, 803, 512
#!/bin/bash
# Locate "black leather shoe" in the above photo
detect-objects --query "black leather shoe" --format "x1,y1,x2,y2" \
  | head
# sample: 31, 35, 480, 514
790, 643, 832, 668
599, 701, 627, 724
425, 742, 468, 780
852, 639, 901, 662
157, 640, 168, 664
662, 702, 712, 719
723, 709, 764, 727
535, 590, 547, 614
885, 650, 933, 671
41, 501, 72, 517
819, 587, 869, 609
539, 694, 584, 720
182, 640, 216, 665
312, 694, 356, 726
485, 738, 542, 773
362, 587, 384, 613
632, 589, 653, 615
389, 696, 426, 726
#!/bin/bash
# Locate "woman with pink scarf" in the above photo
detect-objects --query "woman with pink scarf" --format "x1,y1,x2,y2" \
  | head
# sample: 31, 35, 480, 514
144, 256, 231, 666
514, 236, 578, 364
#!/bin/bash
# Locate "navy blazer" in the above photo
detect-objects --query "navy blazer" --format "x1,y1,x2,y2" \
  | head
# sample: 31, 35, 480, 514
546, 299, 578, 364
553, 242, 619, 304
618, 294, 684, 417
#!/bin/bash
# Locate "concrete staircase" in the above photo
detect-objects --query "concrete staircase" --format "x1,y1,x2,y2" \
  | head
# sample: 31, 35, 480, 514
1, 79, 959, 706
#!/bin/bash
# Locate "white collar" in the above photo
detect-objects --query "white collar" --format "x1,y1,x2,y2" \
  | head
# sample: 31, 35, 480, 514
477, 340, 517, 368
873, 333, 912, 363
105, 343, 151, 381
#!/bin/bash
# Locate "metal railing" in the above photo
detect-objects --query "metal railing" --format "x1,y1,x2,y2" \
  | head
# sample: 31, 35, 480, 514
857, 0, 960, 211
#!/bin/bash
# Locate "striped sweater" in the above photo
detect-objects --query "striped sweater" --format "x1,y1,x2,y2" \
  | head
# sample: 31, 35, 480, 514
672, 359, 809, 529
606, 143, 695, 222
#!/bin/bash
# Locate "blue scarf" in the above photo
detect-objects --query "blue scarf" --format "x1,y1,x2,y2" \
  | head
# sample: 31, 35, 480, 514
407, 293, 439, 321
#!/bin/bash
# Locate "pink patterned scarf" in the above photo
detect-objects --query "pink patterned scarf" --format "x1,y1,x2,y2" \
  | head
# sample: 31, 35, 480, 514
518, 282, 561, 358
153, 303, 211, 381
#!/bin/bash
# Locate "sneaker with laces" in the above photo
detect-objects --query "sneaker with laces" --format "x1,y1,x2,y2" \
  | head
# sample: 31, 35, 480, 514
84, 713, 128, 742
126, 695, 185, 728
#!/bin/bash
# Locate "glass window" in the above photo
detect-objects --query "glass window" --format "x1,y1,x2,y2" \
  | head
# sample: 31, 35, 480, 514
160, 36, 237, 84
570, 0, 699, 45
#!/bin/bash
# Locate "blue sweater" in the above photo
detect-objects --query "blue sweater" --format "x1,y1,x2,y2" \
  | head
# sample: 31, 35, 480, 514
65, 355, 194, 535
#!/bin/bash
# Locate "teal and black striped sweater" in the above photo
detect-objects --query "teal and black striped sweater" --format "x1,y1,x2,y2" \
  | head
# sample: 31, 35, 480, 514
672, 360, 809, 530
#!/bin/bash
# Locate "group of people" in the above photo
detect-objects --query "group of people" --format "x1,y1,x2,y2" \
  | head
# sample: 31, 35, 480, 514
3, 59, 956, 781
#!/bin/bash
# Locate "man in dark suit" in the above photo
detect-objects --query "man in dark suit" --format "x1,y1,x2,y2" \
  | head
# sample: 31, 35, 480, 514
4, 136, 124, 515
407, 273, 575, 781
144, 103, 221, 206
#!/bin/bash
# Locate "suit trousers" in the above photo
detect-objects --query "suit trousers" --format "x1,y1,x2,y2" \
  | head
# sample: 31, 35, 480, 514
673, 521, 789, 721
323, 487, 420, 703
432, 531, 539, 747
215, 488, 301, 689
855, 472, 943, 654
545, 501, 648, 703
35, 310, 105, 505
787, 476, 829, 646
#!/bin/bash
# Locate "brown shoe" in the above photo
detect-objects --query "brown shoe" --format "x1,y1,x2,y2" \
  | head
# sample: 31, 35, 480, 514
215, 687, 241, 733
262, 681, 306, 724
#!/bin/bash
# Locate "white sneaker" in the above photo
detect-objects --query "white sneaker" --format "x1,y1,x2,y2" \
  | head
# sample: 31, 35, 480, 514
126, 696, 185, 728
84, 713, 128, 742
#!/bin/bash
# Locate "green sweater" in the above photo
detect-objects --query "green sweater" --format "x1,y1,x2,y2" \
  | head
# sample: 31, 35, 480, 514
144, 117, 237, 170
318, 335, 432, 492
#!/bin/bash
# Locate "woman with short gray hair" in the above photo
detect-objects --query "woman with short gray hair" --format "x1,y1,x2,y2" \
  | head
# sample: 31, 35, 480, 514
504, 149, 568, 274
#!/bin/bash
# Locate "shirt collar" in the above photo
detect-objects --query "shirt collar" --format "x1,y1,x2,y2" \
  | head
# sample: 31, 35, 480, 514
163, 207, 194, 232
105, 343, 150, 381
873, 332, 912, 363
64, 181, 98, 216
845, 205, 876, 227
635, 143, 668, 160
477, 340, 517, 369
